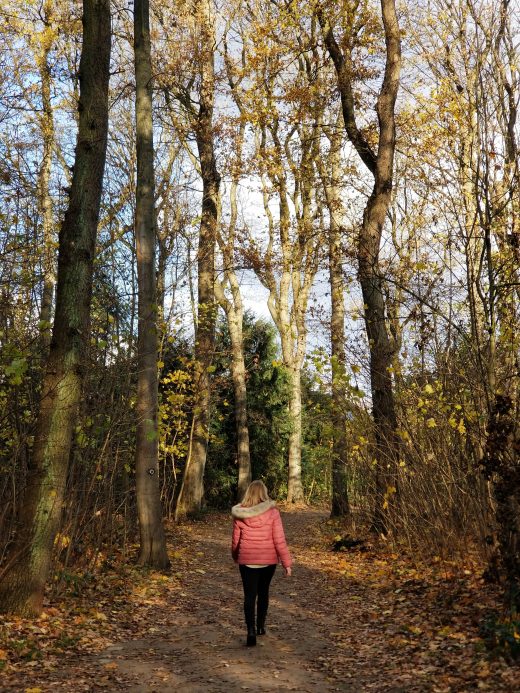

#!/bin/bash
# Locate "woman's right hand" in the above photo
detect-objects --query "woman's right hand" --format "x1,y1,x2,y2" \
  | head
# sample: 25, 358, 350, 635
284, 566, 292, 577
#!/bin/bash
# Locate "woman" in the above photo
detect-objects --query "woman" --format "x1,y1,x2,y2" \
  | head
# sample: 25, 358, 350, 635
231, 480, 292, 646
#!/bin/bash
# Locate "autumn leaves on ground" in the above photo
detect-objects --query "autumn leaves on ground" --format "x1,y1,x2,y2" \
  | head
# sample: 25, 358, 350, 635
0, 509, 517, 693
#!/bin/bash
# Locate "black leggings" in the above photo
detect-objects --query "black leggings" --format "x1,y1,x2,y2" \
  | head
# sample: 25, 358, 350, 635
239, 564, 277, 628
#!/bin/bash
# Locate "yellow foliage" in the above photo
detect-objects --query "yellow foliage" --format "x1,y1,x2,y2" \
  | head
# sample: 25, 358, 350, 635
382, 485, 397, 510
396, 428, 410, 441
159, 367, 193, 464
54, 533, 70, 549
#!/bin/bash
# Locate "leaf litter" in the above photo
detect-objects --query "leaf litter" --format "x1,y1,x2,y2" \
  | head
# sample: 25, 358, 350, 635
0, 509, 517, 691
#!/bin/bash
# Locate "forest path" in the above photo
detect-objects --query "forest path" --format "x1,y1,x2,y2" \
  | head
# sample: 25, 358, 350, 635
89, 509, 348, 693
5, 509, 517, 691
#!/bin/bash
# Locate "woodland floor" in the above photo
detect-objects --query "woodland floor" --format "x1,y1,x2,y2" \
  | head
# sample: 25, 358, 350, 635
1, 509, 518, 692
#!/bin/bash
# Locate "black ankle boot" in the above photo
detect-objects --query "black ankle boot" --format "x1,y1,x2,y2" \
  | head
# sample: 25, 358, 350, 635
246, 625, 256, 646
257, 612, 266, 635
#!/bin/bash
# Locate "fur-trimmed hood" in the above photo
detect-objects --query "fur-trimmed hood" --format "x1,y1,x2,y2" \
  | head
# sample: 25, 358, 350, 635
231, 499, 276, 520
231, 499, 292, 568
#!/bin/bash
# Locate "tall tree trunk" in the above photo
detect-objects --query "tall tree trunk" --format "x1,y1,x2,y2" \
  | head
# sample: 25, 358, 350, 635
329, 243, 349, 516
359, 237, 399, 533
38, 0, 56, 351
0, 0, 111, 616
260, 115, 318, 506
214, 278, 251, 500
272, 306, 307, 505
214, 58, 251, 498
175, 0, 219, 520
133, 0, 169, 567
226, 302, 251, 499
323, 125, 350, 517
287, 364, 304, 503
319, 0, 402, 533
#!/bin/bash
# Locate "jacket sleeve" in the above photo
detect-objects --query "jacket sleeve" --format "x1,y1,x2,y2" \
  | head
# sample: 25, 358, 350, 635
231, 520, 241, 562
272, 510, 292, 568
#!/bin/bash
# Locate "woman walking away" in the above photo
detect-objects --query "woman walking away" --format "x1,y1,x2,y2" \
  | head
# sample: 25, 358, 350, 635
231, 480, 292, 646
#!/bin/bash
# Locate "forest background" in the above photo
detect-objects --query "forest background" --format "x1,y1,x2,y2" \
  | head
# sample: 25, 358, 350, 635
0, 0, 518, 653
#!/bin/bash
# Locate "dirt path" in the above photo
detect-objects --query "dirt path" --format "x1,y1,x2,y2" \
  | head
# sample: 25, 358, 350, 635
3, 509, 517, 692
88, 510, 345, 693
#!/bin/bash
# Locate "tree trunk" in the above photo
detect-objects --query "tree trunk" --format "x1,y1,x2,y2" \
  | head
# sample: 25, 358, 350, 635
329, 211, 349, 517
213, 72, 251, 499
228, 308, 251, 499
175, 0, 219, 520
287, 365, 304, 503
320, 117, 350, 517
261, 119, 318, 506
38, 0, 56, 351
482, 394, 520, 613
133, 0, 169, 567
0, 0, 111, 616
175, 165, 219, 520
215, 280, 251, 500
319, 0, 401, 533
359, 245, 399, 533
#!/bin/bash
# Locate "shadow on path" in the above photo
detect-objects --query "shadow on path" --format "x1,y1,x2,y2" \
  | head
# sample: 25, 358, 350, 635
22, 509, 516, 692
94, 510, 348, 692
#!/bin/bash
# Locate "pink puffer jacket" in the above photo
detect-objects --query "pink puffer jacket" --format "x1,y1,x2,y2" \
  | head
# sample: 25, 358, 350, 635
231, 500, 292, 569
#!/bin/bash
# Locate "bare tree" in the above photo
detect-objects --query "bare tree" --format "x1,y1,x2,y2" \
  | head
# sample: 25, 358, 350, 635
256, 116, 321, 504
318, 0, 402, 532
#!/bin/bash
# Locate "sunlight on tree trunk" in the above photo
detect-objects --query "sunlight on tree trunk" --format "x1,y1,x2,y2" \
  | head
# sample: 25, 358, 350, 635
287, 365, 304, 503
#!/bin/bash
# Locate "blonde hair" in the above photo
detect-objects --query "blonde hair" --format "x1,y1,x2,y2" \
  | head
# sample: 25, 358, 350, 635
240, 480, 269, 507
